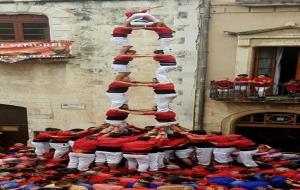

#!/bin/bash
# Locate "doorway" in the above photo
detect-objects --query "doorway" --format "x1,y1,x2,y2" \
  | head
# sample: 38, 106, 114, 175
0, 104, 28, 151
234, 112, 300, 152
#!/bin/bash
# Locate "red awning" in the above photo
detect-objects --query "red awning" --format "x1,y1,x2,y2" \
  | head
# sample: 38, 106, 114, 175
0, 41, 73, 63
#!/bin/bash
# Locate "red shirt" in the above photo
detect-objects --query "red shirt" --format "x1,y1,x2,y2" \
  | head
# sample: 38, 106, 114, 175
148, 26, 174, 35
215, 80, 234, 89
35, 131, 57, 140
153, 54, 176, 63
161, 138, 189, 148
106, 109, 129, 120
152, 83, 175, 91
155, 111, 176, 121
234, 77, 251, 84
233, 138, 256, 148
112, 27, 132, 35
51, 130, 72, 142
108, 81, 131, 89
252, 77, 272, 87
97, 134, 142, 147
122, 138, 162, 152
72, 138, 98, 153
114, 55, 134, 61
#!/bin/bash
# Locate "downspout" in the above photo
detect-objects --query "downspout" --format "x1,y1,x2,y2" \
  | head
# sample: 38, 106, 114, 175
195, 0, 211, 130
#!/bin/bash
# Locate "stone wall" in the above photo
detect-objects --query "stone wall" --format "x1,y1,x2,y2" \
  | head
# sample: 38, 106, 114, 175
0, 0, 200, 138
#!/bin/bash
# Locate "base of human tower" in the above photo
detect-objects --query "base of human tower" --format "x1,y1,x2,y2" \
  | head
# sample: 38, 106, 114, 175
1, 126, 300, 190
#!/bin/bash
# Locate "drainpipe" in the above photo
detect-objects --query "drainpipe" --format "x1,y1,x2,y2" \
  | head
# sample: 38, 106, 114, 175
195, 0, 211, 130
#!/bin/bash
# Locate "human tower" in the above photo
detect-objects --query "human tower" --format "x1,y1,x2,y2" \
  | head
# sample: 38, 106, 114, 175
31, 7, 259, 173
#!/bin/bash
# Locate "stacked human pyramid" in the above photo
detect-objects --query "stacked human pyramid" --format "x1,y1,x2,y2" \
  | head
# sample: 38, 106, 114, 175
31, 6, 260, 173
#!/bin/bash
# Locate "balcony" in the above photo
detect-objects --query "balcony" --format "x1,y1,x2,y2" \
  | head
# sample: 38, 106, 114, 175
209, 80, 300, 103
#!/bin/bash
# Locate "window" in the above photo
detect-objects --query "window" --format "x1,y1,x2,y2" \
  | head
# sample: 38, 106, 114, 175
253, 47, 300, 94
0, 15, 50, 42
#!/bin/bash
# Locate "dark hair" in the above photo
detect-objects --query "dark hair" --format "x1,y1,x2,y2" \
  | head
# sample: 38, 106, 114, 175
137, 136, 151, 141
258, 163, 272, 169
140, 177, 154, 182
109, 133, 123, 138
34, 180, 52, 186
205, 166, 218, 172
154, 50, 164, 54
191, 130, 207, 135
113, 172, 128, 177
85, 135, 97, 140
102, 179, 120, 184
242, 175, 257, 181
70, 128, 84, 132
239, 170, 252, 175
170, 132, 184, 138
191, 174, 204, 180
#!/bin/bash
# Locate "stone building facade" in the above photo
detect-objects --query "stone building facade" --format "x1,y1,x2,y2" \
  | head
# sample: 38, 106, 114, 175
205, 0, 300, 132
0, 0, 200, 141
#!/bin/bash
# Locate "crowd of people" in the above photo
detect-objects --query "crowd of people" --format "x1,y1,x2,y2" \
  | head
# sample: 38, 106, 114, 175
1, 6, 300, 190
1, 136, 300, 190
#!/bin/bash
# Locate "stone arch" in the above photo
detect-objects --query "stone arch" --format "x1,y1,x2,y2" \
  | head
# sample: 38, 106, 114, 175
0, 4, 73, 40
221, 109, 300, 134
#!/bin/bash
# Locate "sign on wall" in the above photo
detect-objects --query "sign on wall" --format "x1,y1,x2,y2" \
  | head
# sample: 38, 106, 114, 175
0, 41, 73, 63
61, 104, 85, 110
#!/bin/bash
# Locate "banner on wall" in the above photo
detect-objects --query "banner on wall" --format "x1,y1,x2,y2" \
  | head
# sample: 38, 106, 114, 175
0, 41, 73, 63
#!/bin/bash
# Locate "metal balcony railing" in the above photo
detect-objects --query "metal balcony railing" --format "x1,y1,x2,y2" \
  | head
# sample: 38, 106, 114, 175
209, 80, 300, 103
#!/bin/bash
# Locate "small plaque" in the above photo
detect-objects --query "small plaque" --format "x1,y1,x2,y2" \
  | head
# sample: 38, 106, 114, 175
61, 103, 85, 110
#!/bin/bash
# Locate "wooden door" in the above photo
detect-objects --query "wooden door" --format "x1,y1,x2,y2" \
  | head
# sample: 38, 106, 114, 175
0, 104, 28, 150
296, 51, 300, 80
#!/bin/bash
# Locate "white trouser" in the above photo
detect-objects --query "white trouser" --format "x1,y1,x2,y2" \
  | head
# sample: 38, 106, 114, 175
111, 64, 130, 73
155, 93, 177, 112
95, 151, 123, 164
31, 141, 50, 156
49, 142, 70, 159
234, 85, 247, 91
68, 140, 75, 148
155, 65, 177, 84
255, 87, 269, 97
148, 153, 159, 171
155, 121, 177, 127
106, 92, 128, 109
67, 152, 95, 171
105, 119, 128, 128
127, 13, 159, 24
213, 147, 236, 164
195, 147, 214, 166
237, 150, 258, 167
123, 154, 149, 172
158, 152, 165, 168
130, 20, 155, 26
110, 37, 130, 47
175, 147, 194, 159
164, 150, 175, 161
159, 38, 174, 53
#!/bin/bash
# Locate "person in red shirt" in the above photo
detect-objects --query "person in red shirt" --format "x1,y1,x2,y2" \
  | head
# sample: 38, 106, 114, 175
111, 48, 152, 82
110, 26, 143, 53
152, 53, 177, 84
233, 74, 251, 99
67, 135, 98, 171
252, 74, 272, 98
214, 79, 234, 97
105, 105, 130, 131
284, 79, 300, 96
145, 22, 175, 53
95, 132, 143, 171
122, 131, 165, 173
140, 78, 177, 112
31, 128, 61, 156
